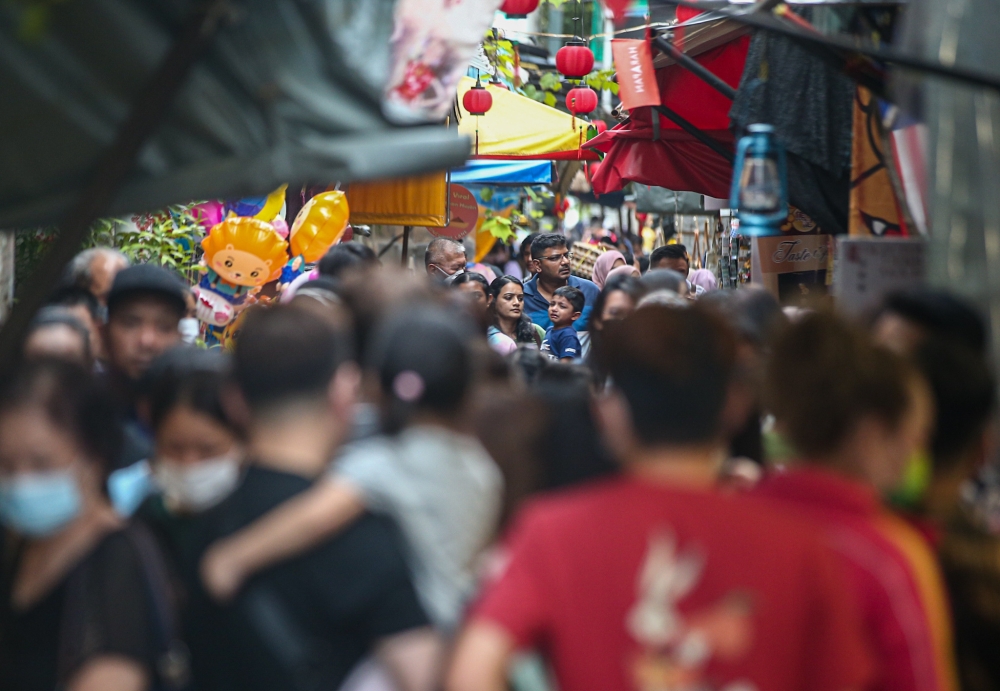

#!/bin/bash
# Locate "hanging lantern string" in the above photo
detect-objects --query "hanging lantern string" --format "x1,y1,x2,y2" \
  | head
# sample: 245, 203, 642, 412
494, 21, 671, 41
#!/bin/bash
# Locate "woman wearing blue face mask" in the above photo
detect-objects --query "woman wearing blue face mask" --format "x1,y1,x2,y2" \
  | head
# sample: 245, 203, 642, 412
0, 361, 179, 691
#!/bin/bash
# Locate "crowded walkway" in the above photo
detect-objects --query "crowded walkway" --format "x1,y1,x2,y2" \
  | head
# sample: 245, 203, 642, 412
0, 235, 998, 691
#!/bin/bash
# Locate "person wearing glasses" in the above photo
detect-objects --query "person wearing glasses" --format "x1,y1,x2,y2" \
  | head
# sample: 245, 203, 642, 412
425, 238, 468, 281
522, 234, 599, 335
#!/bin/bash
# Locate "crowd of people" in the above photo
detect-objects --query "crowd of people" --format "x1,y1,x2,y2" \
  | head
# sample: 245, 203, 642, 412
1, 231, 998, 691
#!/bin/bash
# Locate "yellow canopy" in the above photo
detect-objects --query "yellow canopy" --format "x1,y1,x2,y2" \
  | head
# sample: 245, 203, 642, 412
456, 77, 600, 161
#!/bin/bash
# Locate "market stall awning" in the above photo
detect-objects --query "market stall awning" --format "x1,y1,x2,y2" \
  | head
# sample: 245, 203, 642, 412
0, 0, 471, 230
456, 77, 600, 161
587, 31, 749, 197
451, 160, 553, 185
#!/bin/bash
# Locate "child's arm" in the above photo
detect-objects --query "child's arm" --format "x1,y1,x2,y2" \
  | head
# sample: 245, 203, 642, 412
558, 331, 582, 362
200, 477, 365, 601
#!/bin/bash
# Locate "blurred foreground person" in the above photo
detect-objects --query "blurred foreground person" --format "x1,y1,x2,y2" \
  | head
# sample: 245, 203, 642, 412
103, 265, 187, 472
64, 248, 129, 309
448, 306, 872, 691
758, 312, 957, 691
22, 308, 93, 368
872, 290, 987, 356
200, 307, 502, 635
0, 362, 178, 691
193, 305, 440, 691
135, 348, 244, 690
450, 272, 493, 329
48, 286, 105, 365
913, 340, 1000, 691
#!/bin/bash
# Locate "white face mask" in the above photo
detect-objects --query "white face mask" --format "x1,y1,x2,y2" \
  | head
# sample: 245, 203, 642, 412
154, 453, 242, 513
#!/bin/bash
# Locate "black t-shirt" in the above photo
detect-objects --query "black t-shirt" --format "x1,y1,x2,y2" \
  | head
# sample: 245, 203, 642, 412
193, 465, 429, 691
0, 529, 158, 691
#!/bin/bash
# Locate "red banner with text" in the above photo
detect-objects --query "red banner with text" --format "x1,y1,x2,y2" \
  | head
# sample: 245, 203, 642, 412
611, 39, 661, 111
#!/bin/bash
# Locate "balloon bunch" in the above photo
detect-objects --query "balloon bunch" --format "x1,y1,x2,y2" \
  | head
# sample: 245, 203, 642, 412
191, 186, 351, 346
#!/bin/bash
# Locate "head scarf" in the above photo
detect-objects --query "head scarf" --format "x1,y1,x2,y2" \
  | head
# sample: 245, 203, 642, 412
591, 250, 627, 289
605, 264, 641, 283
688, 268, 718, 293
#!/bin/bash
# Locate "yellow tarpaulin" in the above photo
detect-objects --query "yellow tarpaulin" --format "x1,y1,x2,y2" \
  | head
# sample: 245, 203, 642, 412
347, 172, 448, 227
457, 77, 600, 161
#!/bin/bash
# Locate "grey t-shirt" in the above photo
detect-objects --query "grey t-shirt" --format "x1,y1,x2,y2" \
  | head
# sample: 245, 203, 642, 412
333, 425, 503, 631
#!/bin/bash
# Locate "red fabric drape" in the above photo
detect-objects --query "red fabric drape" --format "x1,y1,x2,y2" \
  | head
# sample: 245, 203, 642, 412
588, 35, 750, 197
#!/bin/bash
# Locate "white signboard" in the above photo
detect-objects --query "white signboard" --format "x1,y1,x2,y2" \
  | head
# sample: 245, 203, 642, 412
833, 237, 926, 315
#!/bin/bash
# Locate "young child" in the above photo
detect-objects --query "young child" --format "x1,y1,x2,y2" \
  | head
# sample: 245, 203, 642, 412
541, 286, 584, 361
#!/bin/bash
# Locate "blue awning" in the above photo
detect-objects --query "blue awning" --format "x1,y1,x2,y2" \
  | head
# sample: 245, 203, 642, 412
451, 160, 552, 185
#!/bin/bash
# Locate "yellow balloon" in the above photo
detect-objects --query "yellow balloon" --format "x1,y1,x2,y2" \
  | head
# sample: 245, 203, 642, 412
290, 191, 350, 263
254, 183, 288, 222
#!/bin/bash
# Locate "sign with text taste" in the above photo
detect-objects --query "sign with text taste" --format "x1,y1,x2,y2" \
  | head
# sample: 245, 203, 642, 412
611, 39, 661, 111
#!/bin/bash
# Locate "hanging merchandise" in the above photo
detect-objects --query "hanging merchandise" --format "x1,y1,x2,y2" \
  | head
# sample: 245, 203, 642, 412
384, 0, 504, 121
567, 87, 598, 116
500, 0, 538, 18
196, 217, 289, 327
729, 124, 788, 237
290, 190, 351, 263
556, 41, 595, 79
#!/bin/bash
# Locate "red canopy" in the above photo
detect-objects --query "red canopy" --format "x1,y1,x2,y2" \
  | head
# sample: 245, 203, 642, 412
588, 34, 750, 198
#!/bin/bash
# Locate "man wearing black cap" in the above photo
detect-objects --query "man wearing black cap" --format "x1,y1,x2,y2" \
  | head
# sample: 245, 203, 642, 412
103, 264, 187, 474
104, 264, 187, 383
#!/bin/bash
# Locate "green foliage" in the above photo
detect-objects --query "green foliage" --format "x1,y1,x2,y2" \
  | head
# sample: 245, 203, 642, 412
481, 213, 517, 244
14, 228, 58, 290
94, 204, 204, 282
584, 68, 619, 95
14, 203, 206, 294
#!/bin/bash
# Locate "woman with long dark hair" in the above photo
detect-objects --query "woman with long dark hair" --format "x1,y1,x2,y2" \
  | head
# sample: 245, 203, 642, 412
0, 362, 177, 691
487, 276, 542, 352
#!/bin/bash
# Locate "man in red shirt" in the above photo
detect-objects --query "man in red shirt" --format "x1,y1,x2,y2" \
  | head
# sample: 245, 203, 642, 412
447, 306, 873, 691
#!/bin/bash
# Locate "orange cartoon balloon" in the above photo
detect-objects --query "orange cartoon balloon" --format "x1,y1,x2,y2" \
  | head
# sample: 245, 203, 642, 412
201, 216, 288, 287
290, 191, 350, 263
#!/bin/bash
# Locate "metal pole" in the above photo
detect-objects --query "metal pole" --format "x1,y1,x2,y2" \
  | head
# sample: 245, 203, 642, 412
400, 226, 412, 268
653, 105, 735, 163
0, 0, 231, 368
652, 36, 737, 101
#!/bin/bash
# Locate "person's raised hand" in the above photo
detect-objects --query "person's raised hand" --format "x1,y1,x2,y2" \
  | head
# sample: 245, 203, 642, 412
200, 539, 248, 602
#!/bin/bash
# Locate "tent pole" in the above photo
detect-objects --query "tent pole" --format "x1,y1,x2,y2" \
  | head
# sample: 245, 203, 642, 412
652, 36, 737, 101
653, 105, 734, 163
401, 226, 412, 268
0, 0, 231, 369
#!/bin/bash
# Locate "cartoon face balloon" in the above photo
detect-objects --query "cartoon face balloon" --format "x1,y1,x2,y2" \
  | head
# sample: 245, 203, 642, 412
290, 191, 350, 263
201, 216, 289, 287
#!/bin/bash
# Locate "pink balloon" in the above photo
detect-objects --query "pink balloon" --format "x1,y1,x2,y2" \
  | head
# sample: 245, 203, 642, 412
272, 218, 290, 238
192, 201, 225, 230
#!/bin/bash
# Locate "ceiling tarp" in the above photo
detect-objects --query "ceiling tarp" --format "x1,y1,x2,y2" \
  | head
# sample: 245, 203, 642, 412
0, 0, 471, 230
451, 160, 553, 185
587, 35, 749, 197
456, 77, 600, 161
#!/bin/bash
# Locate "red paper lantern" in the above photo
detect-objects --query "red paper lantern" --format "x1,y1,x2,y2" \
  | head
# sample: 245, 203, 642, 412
567, 87, 598, 116
500, 0, 539, 19
593, 120, 608, 134
556, 42, 595, 78
463, 79, 493, 116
